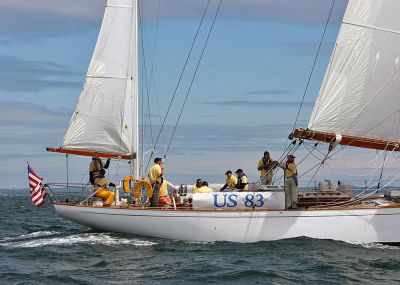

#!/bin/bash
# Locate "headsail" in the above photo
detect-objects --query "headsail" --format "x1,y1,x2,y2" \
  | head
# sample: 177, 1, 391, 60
49, 0, 138, 159
296, 0, 400, 151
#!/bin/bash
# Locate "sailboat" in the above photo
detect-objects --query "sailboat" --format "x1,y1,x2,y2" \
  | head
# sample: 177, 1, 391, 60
45, 0, 400, 243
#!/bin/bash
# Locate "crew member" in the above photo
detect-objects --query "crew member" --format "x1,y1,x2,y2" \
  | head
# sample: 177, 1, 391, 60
235, 169, 248, 191
192, 178, 203, 194
148, 157, 163, 206
257, 151, 278, 185
158, 180, 174, 206
89, 157, 110, 185
94, 169, 116, 206
220, 170, 238, 191
198, 181, 213, 193
280, 154, 298, 209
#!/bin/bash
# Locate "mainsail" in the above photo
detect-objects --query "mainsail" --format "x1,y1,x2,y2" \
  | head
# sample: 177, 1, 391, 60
48, 0, 138, 159
296, 0, 400, 150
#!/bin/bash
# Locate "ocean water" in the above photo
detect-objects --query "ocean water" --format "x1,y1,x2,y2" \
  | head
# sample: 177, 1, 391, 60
1, 189, 400, 285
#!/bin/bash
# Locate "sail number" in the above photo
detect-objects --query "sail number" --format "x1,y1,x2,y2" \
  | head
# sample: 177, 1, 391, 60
213, 193, 265, 208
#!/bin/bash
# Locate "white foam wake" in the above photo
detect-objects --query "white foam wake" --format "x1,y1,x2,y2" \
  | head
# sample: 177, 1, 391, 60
346, 241, 400, 250
0, 233, 157, 248
185, 240, 215, 245
1, 231, 59, 242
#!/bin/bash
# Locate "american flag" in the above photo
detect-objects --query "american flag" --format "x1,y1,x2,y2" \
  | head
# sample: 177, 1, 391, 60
27, 164, 47, 207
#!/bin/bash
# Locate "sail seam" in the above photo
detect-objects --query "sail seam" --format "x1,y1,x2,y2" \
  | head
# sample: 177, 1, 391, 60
86, 75, 131, 79
107, 5, 133, 9
343, 21, 400, 36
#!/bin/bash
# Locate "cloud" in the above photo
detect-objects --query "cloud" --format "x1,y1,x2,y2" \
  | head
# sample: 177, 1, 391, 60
0, 102, 71, 174
0, 0, 105, 21
205, 100, 314, 108
0, 101, 292, 159
144, 123, 294, 156
0, 56, 80, 92
0, 39, 12, 46
0, 101, 70, 128
0, 1, 103, 40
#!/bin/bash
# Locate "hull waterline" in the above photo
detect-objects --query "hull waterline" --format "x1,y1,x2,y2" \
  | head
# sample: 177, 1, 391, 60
54, 204, 400, 243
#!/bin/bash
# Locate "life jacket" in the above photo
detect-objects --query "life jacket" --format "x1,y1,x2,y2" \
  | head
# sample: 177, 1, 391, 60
237, 174, 248, 189
94, 175, 109, 188
285, 162, 298, 179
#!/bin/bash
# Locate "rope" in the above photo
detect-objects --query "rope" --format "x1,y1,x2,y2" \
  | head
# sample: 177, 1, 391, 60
146, 0, 212, 172
164, 0, 224, 158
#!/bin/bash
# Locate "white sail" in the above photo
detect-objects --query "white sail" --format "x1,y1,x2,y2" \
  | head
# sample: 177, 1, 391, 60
309, 0, 400, 143
62, 0, 138, 157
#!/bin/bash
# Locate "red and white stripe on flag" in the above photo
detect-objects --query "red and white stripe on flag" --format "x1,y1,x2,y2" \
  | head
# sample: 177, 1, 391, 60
28, 165, 47, 207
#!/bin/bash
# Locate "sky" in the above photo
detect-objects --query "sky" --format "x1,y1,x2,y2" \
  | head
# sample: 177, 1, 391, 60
2, 0, 396, 189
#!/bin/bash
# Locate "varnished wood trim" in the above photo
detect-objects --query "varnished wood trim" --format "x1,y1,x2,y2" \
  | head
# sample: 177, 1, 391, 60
293, 128, 400, 151
46, 147, 135, 160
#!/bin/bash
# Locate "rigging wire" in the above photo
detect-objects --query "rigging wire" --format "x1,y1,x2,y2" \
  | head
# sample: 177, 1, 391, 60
370, 149, 387, 190
145, 0, 212, 170
292, 0, 337, 133
300, 119, 400, 191
281, 0, 337, 153
302, 142, 324, 161
138, 0, 156, 176
316, 165, 400, 208
298, 140, 395, 200
147, 0, 164, 149
145, 0, 168, 169
267, 0, 400, 202
272, 140, 304, 185
163, 0, 224, 159
291, 0, 400, 187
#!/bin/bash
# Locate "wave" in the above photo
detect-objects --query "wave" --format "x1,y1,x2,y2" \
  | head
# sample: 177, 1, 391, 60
185, 240, 216, 245
0, 233, 157, 248
1, 231, 59, 242
346, 241, 400, 250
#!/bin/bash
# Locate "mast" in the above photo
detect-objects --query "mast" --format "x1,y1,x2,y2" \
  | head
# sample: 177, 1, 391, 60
132, 0, 139, 179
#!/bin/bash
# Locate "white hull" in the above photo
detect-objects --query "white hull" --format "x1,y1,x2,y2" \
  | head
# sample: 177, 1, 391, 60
54, 204, 400, 243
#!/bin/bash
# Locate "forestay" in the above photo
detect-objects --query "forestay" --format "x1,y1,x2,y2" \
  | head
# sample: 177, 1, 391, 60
62, 0, 138, 157
309, 0, 400, 143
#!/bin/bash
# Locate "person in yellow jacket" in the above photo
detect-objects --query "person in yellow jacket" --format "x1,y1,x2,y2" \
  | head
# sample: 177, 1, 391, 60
220, 170, 238, 191
148, 157, 163, 184
257, 151, 278, 185
192, 181, 213, 194
280, 154, 298, 209
192, 178, 203, 194
89, 157, 110, 185
235, 169, 248, 191
157, 180, 173, 206
199, 181, 214, 193
148, 157, 163, 206
94, 169, 116, 206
